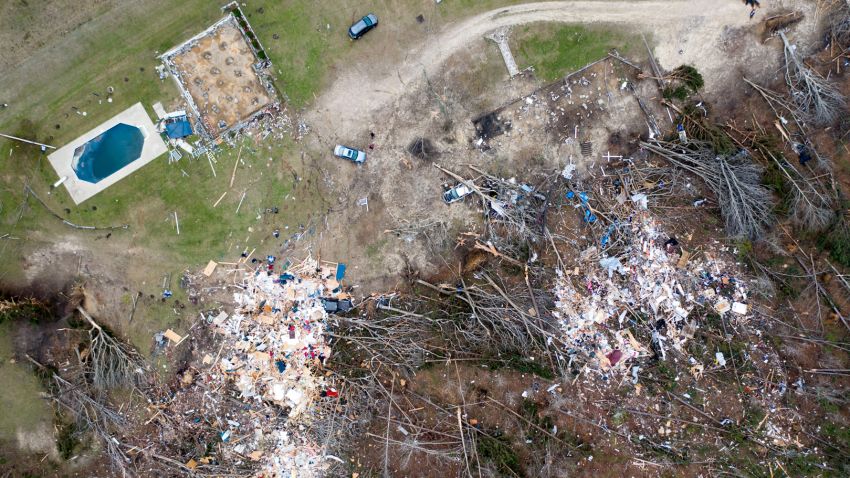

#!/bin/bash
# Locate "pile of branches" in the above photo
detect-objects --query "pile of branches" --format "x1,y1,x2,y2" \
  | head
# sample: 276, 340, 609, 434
744, 78, 813, 137
27, 355, 132, 473
0, 296, 52, 324
434, 164, 556, 254
416, 271, 562, 361
641, 140, 774, 239
780, 32, 845, 126
25, 307, 149, 473
77, 306, 145, 392
329, 265, 566, 379
828, 0, 850, 48
661, 65, 704, 101
328, 296, 445, 376
738, 79, 840, 232
326, 267, 579, 475
333, 358, 470, 469
752, 139, 836, 231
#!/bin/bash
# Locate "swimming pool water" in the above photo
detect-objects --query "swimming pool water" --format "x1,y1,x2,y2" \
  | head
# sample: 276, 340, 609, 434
71, 123, 144, 184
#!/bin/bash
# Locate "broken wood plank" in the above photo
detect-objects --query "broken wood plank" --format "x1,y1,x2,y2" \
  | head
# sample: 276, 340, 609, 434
213, 191, 227, 208
229, 144, 243, 188
473, 240, 523, 266
203, 260, 218, 277
163, 329, 183, 343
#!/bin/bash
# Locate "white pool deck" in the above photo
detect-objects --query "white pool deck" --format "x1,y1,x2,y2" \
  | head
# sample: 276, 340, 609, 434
48, 102, 167, 204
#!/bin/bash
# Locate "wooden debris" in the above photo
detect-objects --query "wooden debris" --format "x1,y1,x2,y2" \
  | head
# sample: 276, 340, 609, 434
235, 191, 247, 214
473, 241, 522, 266
213, 191, 228, 208
163, 329, 183, 344
676, 249, 691, 268
203, 260, 218, 277
230, 144, 243, 188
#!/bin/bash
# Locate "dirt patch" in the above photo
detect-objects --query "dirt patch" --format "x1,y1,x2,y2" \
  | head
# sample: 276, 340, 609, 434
407, 137, 440, 160
168, 16, 274, 137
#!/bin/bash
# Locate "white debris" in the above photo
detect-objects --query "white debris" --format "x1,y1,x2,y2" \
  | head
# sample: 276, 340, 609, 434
732, 302, 748, 315
561, 162, 577, 180
552, 213, 751, 375
206, 256, 349, 476
599, 256, 626, 277
630, 193, 648, 210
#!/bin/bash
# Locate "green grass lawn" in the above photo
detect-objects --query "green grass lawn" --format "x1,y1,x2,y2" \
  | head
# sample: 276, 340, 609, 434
0, 321, 53, 442
512, 23, 642, 81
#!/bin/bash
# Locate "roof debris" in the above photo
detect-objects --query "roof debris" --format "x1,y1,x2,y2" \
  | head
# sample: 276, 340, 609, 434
190, 257, 346, 476
553, 212, 751, 376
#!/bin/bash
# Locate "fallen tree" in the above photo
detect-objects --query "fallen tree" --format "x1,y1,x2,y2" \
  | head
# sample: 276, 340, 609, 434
77, 306, 146, 392
780, 32, 846, 126
26, 355, 132, 473
641, 140, 774, 239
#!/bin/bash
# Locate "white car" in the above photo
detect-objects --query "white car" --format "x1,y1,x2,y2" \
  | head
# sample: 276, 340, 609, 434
443, 183, 472, 203
333, 145, 367, 164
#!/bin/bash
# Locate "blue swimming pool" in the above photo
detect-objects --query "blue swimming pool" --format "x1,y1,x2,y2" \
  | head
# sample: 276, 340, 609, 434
71, 123, 144, 184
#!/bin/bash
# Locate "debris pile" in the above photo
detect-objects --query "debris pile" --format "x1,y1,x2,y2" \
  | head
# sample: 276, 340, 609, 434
202, 257, 347, 476
435, 163, 553, 251
552, 212, 751, 376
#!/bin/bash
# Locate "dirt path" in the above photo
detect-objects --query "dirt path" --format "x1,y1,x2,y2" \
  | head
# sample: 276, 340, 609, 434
309, 0, 782, 134
312, 0, 748, 131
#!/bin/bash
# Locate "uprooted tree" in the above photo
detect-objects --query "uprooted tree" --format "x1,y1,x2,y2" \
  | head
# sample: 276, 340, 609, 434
76, 306, 146, 392
780, 32, 846, 126
641, 140, 775, 239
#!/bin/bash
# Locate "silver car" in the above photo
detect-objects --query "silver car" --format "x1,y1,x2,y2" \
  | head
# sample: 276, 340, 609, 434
333, 145, 367, 164
443, 183, 472, 203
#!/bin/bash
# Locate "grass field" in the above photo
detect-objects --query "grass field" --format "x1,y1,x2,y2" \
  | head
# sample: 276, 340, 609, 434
0, 321, 53, 445
0, 0, 643, 362
512, 22, 642, 81
0, 0, 539, 303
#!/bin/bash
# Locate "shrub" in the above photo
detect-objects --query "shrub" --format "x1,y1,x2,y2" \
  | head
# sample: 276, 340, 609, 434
820, 211, 850, 267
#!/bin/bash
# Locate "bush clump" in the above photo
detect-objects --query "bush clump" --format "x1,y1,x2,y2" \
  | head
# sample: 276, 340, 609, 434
662, 65, 704, 101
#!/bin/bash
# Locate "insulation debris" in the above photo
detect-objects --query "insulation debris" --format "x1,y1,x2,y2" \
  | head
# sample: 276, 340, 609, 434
552, 213, 751, 375
198, 256, 345, 476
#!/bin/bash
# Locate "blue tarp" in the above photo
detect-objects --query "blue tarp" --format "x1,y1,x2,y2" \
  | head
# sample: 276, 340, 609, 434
165, 118, 193, 139
336, 263, 346, 281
